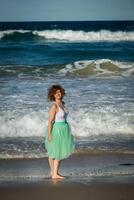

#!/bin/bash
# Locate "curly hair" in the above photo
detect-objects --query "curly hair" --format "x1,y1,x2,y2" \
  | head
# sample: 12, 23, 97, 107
47, 85, 65, 102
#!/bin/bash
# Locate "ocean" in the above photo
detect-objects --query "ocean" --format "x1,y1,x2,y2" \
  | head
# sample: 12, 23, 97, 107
0, 20, 134, 160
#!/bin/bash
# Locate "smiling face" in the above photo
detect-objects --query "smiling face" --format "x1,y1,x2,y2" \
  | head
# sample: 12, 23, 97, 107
54, 89, 62, 101
48, 85, 65, 102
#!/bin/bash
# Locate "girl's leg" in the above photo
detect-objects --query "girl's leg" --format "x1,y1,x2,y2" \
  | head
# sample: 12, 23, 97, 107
53, 159, 59, 176
48, 157, 54, 175
52, 159, 65, 179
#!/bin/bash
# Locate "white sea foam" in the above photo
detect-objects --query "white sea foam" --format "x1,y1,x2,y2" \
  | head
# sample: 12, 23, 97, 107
0, 110, 47, 138
33, 30, 134, 41
0, 29, 134, 41
0, 106, 133, 138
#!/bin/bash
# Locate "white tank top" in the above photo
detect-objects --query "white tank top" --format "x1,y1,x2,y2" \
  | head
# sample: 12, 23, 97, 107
54, 102, 68, 122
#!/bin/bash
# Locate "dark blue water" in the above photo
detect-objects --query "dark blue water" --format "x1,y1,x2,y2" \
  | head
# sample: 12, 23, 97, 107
0, 21, 134, 66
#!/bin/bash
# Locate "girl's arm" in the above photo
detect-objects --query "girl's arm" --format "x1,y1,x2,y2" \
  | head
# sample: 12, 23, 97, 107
48, 103, 57, 142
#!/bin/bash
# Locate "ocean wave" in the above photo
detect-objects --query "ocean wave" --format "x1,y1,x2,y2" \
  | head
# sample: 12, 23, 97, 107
0, 106, 133, 138
0, 59, 134, 78
0, 64, 60, 78
0, 29, 134, 42
58, 59, 134, 78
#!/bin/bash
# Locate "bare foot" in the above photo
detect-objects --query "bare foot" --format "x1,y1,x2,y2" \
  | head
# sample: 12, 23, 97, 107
52, 174, 65, 179
57, 174, 65, 179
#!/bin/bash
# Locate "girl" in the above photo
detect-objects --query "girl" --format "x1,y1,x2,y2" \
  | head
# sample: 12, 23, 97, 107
45, 85, 75, 179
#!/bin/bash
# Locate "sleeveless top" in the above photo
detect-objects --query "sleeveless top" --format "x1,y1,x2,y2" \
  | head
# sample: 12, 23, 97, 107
53, 102, 68, 122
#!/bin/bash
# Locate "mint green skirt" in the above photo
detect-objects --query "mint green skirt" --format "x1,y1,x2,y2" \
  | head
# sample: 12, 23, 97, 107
45, 121, 75, 160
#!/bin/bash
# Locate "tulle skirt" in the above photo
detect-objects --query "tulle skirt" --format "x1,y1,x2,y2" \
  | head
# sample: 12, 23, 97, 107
44, 121, 75, 160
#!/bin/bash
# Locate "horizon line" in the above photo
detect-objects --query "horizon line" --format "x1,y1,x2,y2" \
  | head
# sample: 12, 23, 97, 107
0, 19, 134, 23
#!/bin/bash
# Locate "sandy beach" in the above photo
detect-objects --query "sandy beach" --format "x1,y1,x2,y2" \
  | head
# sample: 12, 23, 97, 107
0, 183, 134, 200
0, 153, 134, 200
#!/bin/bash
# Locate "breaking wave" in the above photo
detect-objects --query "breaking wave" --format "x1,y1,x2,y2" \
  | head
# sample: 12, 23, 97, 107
0, 59, 134, 78
0, 29, 134, 42
58, 59, 134, 78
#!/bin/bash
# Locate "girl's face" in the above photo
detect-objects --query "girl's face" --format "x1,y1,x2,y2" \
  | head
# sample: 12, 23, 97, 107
54, 89, 62, 100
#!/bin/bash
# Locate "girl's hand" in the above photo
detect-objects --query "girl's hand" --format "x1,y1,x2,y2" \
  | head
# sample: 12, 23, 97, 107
48, 134, 51, 142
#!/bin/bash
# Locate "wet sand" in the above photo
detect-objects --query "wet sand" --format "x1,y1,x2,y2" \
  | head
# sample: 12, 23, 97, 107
0, 183, 134, 200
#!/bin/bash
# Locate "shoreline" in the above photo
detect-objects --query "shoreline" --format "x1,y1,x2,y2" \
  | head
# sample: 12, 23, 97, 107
0, 152, 134, 199
0, 153, 133, 180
